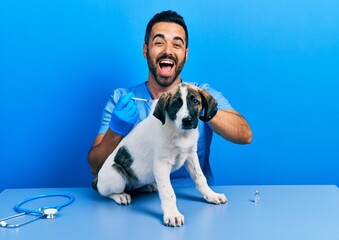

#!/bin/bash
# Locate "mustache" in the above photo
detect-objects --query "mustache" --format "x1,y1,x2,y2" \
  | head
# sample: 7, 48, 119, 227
156, 54, 177, 64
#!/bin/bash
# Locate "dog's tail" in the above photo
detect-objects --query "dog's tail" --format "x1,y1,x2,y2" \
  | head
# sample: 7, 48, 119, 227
92, 175, 98, 191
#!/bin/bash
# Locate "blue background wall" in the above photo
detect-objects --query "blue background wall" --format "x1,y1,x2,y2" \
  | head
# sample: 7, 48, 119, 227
1, 0, 338, 191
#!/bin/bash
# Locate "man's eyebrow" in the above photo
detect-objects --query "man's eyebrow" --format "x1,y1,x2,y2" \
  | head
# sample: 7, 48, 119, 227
152, 34, 165, 41
152, 34, 185, 45
173, 36, 185, 45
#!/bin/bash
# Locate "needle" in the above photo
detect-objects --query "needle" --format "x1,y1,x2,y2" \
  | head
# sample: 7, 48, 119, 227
132, 97, 154, 102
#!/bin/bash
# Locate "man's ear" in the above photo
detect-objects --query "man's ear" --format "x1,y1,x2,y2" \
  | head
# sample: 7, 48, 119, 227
185, 47, 189, 61
153, 92, 171, 125
199, 89, 218, 122
143, 43, 148, 59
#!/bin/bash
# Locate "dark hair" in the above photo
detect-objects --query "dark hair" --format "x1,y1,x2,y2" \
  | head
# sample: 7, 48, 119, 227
144, 10, 188, 48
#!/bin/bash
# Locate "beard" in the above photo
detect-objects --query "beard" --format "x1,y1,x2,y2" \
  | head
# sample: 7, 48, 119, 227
146, 51, 186, 87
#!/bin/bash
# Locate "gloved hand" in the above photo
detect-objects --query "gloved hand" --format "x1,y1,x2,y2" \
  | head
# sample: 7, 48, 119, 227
109, 93, 139, 137
199, 106, 218, 122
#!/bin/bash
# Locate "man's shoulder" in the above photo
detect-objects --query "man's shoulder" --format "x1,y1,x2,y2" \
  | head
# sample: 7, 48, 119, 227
184, 81, 212, 90
184, 81, 232, 110
113, 82, 147, 96
115, 82, 146, 92
128, 82, 148, 91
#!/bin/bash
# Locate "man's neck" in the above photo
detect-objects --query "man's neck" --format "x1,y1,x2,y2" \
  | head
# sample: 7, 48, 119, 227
147, 75, 182, 99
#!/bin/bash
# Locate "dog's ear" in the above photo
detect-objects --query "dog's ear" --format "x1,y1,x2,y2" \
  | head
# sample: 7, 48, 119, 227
199, 89, 218, 122
153, 92, 171, 125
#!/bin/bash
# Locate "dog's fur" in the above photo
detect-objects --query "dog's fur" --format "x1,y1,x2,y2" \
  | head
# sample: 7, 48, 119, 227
93, 83, 227, 227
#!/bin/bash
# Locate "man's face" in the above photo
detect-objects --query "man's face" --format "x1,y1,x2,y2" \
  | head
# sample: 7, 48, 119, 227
143, 22, 188, 87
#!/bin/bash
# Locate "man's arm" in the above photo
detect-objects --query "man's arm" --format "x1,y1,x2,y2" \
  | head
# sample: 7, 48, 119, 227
88, 129, 122, 175
209, 109, 252, 144
88, 93, 140, 175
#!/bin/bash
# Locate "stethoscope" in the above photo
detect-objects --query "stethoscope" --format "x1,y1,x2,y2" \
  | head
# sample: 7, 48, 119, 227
0, 193, 74, 228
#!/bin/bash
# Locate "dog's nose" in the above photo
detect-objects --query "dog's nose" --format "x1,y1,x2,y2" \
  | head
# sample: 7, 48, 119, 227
181, 116, 197, 130
182, 117, 193, 125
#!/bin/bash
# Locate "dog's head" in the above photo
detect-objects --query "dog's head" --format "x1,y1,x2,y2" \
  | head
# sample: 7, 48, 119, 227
153, 83, 218, 130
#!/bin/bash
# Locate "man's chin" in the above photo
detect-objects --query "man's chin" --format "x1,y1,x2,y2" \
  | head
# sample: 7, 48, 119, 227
155, 76, 177, 87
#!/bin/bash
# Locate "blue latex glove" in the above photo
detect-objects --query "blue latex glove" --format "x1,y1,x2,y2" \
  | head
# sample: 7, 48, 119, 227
109, 93, 139, 137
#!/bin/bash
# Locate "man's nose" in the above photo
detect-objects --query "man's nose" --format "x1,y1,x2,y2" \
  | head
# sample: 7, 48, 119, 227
164, 43, 173, 55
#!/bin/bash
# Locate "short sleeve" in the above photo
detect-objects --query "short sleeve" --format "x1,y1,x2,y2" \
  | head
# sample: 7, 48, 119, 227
190, 82, 233, 110
97, 83, 152, 135
98, 89, 125, 134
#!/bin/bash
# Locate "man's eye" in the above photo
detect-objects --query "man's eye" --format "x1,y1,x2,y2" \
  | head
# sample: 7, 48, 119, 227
155, 41, 164, 46
173, 43, 183, 48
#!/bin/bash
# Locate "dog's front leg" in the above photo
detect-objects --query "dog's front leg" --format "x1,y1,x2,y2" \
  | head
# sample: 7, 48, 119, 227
154, 161, 184, 227
185, 155, 227, 204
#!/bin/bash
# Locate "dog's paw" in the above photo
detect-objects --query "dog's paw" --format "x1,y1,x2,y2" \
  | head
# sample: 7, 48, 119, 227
163, 212, 185, 227
109, 192, 132, 205
204, 193, 227, 204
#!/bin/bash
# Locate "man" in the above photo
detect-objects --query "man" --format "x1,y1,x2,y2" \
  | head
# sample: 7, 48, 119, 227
88, 10, 252, 185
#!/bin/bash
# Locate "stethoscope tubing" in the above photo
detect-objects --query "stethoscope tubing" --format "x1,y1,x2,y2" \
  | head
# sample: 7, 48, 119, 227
14, 193, 74, 214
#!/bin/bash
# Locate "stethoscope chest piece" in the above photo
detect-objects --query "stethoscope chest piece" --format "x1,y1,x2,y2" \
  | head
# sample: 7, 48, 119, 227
43, 208, 58, 219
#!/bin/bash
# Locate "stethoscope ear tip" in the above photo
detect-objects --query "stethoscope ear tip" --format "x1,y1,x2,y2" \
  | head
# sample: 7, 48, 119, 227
0, 221, 8, 227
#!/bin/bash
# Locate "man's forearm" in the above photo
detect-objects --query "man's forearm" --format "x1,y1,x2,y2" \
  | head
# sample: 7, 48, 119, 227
88, 129, 123, 175
209, 109, 252, 144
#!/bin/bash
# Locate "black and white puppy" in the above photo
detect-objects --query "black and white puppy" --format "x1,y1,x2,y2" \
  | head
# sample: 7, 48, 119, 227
93, 83, 227, 227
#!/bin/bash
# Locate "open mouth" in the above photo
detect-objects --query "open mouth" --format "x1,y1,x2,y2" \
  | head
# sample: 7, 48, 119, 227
158, 60, 175, 76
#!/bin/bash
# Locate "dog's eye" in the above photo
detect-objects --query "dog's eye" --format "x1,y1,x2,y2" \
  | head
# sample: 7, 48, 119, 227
193, 99, 200, 105
188, 94, 200, 106
172, 99, 182, 108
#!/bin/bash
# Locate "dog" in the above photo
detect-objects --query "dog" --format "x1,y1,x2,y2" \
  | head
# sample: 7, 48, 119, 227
93, 83, 227, 227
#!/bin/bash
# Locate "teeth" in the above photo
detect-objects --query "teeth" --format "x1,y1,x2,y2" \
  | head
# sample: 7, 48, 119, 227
160, 60, 174, 65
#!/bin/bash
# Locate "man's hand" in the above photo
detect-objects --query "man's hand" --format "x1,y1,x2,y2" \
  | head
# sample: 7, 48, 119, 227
109, 93, 139, 137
